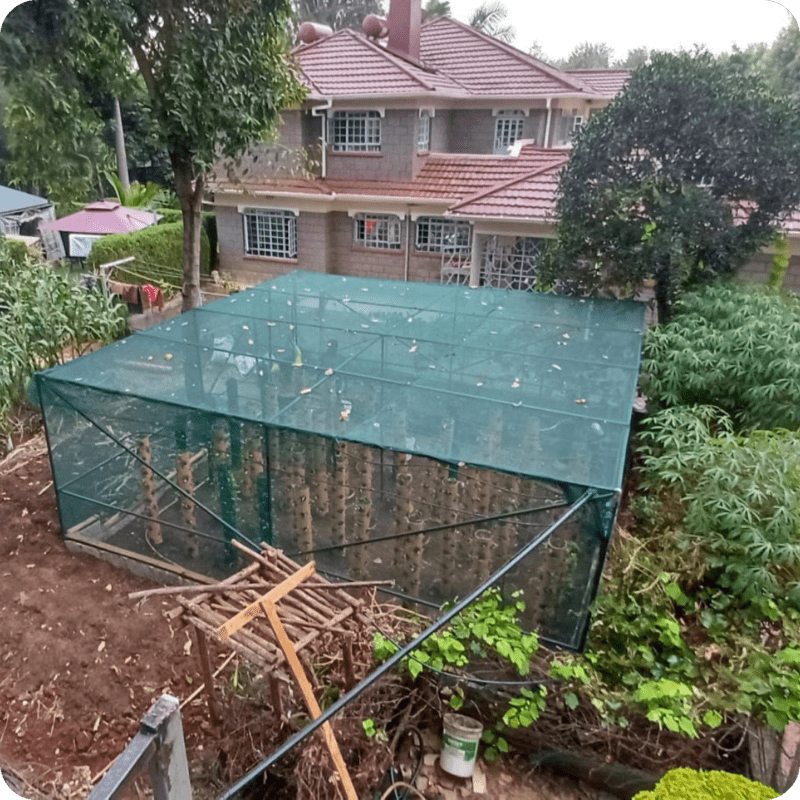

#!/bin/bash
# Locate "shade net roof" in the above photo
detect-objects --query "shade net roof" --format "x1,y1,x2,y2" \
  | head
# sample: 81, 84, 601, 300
38, 271, 645, 492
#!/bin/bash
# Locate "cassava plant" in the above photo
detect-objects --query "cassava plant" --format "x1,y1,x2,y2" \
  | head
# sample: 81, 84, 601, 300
640, 283, 800, 431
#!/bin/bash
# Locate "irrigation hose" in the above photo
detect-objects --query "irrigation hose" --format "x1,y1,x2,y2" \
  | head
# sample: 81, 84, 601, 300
379, 782, 429, 800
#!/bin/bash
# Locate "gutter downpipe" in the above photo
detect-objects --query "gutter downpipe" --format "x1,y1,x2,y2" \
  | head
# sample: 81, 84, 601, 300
311, 98, 333, 178
405, 205, 411, 281
544, 97, 553, 148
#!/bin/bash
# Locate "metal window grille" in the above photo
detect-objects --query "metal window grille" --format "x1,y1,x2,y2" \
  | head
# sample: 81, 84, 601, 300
417, 112, 431, 152
493, 111, 525, 154
243, 209, 297, 259
330, 111, 381, 152
353, 214, 403, 249
416, 217, 472, 253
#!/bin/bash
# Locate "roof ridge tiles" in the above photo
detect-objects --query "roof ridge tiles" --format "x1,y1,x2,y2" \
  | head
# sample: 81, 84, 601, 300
420, 16, 596, 95
351, 29, 439, 91
448, 156, 568, 213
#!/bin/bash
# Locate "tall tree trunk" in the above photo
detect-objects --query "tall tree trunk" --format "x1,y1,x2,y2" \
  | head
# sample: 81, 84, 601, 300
653, 262, 673, 325
173, 155, 204, 311
113, 97, 130, 192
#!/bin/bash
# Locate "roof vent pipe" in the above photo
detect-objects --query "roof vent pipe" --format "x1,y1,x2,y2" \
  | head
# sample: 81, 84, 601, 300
387, 0, 421, 61
298, 22, 334, 44
362, 14, 389, 39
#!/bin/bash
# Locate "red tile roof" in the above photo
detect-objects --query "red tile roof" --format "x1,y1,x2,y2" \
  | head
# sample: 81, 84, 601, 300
294, 17, 612, 100
565, 70, 630, 98
296, 29, 463, 96
214, 145, 568, 208
447, 160, 565, 219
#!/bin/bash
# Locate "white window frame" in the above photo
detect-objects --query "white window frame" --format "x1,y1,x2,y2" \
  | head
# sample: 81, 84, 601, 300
417, 111, 431, 152
329, 110, 382, 152
415, 217, 472, 254
353, 213, 403, 250
493, 110, 525, 154
242, 208, 298, 259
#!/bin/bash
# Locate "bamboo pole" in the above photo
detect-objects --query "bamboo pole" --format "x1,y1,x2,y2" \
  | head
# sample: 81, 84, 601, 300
392, 453, 411, 588
331, 441, 348, 549
349, 445, 373, 581
176, 451, 198, 558
139, 437, 162, 545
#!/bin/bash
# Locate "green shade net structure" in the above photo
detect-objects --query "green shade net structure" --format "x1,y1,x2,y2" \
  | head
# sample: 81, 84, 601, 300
34, 271, 646, 651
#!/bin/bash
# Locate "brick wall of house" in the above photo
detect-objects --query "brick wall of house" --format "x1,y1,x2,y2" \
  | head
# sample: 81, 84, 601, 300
325, 109, 416, 181
217, 207, 457, 286
219, 208, 337, 283
447, 109, 545, 154
430, 110, 451, 152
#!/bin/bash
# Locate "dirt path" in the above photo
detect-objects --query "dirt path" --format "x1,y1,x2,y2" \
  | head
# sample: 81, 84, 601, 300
0, 435, 213, 799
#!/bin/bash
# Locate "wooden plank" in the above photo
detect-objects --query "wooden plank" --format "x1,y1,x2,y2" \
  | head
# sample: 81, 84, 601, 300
261, 600, 358, 800
215, 561, 316, 641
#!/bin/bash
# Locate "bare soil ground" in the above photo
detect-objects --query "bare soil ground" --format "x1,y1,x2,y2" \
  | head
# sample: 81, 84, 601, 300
0, 429, 592, 800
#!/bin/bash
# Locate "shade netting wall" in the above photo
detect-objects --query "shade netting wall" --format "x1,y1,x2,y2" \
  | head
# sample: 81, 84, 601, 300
34, 271, 646, 650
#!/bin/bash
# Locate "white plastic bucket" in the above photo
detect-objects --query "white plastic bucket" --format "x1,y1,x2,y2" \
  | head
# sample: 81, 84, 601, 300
440, 713, 484, 777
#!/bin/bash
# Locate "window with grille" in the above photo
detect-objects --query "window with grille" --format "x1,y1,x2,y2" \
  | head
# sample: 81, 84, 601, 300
493, 110, 525, 154
353, 214, 403, 249
417, 111, 431, 152
243, 209, 297, 259
330, 110, 381, 152
415, 217, 472, 253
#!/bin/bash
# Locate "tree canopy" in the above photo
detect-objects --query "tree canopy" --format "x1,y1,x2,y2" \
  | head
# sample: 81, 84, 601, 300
293, 0, 383, 32
468, 1, 514, 43
71, 0, 306, 310
544, 50, 800, 323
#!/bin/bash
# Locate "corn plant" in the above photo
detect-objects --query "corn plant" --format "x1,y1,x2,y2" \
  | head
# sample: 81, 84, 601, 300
0, 238, 128, 433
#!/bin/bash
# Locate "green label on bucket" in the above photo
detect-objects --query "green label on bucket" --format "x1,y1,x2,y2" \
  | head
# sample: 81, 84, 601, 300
442, 731, 478, 761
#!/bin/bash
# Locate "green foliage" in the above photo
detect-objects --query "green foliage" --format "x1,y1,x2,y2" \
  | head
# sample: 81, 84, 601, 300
86, 222, 210, 295
639, 404, 800, 604
559, 41, 613, 70
0, 237, 127, 432
103, 172, 164, 208
768, 234, 790, 289
373, 589, 544, 748
0, 0, 140, 205
546, 50, 800, 322
641, 284, 800, 430
294, 0, 384, 32
632, 767, 778, 800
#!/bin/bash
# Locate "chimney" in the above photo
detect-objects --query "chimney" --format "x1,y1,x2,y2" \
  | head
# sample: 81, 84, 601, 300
387, 0, 421, 62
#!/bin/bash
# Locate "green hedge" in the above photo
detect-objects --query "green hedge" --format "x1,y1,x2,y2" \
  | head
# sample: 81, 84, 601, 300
157, 210, 217, 270
86, 222, 210, 294
632, 768, 778, 799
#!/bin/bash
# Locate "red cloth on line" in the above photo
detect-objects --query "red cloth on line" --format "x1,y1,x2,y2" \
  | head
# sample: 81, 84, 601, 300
141, 283, 164, 311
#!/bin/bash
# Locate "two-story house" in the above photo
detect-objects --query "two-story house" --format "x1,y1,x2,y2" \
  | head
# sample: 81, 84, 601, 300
211, 0, 800, 294
211, 0, 629, 289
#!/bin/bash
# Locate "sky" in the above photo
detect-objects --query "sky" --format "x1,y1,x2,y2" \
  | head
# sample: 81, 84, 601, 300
446, 0, 799, 62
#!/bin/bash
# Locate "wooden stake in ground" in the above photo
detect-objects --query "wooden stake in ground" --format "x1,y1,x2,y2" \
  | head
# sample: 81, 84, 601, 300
176, 451, 198, 558
214, 561, 358, 800
349, 445, 373, 581
331, 441, 349, 549
139, 437, 162, 545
